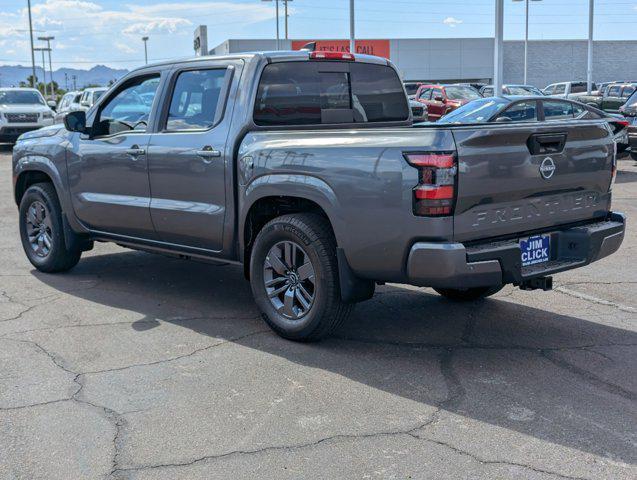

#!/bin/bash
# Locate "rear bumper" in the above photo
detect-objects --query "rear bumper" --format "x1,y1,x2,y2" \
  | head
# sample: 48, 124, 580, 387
406, 212, 626, 288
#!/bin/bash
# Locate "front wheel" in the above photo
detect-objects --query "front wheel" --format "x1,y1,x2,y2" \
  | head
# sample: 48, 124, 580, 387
249, 213, 353, 342
19, 183, 82, 273
433, 285, 504, 301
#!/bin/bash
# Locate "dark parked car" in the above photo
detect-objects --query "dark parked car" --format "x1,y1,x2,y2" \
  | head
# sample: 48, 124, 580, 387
403, 82, 424, 100
414, 84, 482, 121
439, 96, 630, 159
619, 89, 637, 160
480, 84, 544, 97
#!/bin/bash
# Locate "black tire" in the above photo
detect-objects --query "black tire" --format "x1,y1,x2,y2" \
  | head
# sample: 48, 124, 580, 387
249, 213, 353, 342
19, 182, 82, 273
433, 285, 504, 301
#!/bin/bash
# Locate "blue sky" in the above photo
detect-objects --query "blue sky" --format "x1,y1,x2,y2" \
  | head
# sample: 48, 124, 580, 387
1, 0, 636, 69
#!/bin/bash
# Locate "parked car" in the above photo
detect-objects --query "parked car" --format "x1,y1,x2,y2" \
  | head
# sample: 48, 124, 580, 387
543, 81, 596, 98
439, 95, 630, 159
12, 50, 625, 341
54, 91, 82, 122
480, 84, 544, 97
409, 98, 428, 122
78, 87, 108, 111
414, 84, 482, 121
0, 88, 55, 143
572, 83, 637, 113
619, 89, 637, 160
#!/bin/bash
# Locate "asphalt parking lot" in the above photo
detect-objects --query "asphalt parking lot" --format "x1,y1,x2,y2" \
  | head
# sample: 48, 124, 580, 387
0, 146, 635, 480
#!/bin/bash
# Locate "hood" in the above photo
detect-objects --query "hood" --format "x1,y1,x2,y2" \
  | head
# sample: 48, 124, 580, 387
0, 103, 52, 113
16, 123, 65, 142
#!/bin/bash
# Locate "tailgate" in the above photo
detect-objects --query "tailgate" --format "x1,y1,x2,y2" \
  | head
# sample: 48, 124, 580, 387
452, 121, 614, 242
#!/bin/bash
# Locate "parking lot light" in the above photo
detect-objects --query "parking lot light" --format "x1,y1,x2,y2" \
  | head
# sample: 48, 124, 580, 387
261, 0, 280, 50
142, 36, 149, 64
513, 0, 542, 86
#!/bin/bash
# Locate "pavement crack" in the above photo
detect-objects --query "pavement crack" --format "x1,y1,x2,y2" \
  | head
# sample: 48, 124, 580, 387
412, 434, 590, 480
540, 349, 636, 402
80, 329, 270, 376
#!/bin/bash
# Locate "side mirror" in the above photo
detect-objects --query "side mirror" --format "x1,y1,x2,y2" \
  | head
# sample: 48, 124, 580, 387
80, 100, 91, 107
64, 110, 88, 133
434, 95, 444, 102
47, 100, 57, 110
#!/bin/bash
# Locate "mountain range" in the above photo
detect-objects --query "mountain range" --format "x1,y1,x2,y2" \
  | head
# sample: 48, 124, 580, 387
0, 64, 129, 90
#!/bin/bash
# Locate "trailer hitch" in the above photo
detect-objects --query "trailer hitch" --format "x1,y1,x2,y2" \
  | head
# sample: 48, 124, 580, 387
520, 276, 553, 291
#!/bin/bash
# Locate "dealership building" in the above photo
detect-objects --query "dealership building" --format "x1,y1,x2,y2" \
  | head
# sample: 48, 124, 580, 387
209, 38, 637, 88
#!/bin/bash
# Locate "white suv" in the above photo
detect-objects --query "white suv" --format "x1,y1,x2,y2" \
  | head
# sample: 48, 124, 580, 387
0, 88, 55, 143
78, 87, 108, 111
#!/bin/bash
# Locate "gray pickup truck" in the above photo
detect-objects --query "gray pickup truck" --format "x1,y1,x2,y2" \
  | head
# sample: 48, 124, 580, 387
12, 51, 626, 341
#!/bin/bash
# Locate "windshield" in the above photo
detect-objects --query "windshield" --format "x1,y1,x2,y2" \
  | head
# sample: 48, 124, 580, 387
94, 90, 105, 101
507, 86, 531, 95
0, 90, 45, 105
625, 90, 637, 108
438, 98, 508, 123
445, 86, 481, 101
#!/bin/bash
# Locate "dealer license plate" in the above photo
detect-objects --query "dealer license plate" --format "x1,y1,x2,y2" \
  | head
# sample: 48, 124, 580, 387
520, 234, 550, 267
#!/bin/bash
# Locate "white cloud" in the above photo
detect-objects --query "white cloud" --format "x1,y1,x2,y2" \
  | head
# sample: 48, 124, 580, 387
122, 18, 193, 36
443, 16, 463, 28
115, 42, 136, 54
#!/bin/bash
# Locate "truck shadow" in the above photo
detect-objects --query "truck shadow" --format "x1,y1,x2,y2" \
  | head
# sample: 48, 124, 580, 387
616, 168, 637, 184
35, 249, 636, 466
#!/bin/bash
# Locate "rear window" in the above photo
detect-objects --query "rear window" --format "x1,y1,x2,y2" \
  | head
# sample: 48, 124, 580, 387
571, 82, 595, 94
253, 61, 409, 126
444, 85, 481, 101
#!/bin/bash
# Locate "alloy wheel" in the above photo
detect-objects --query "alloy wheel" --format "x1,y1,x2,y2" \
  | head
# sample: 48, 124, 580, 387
25, 200, 53, 258
263, 240, 316, 319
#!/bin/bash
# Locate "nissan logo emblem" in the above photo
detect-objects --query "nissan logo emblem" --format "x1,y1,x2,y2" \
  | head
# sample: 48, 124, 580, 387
539, 157, 556, 179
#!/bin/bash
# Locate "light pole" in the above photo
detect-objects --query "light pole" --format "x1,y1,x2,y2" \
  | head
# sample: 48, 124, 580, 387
282, 0, 293, 39
494, 0, 504, 96
33, 47, 49, 94
26, 0, 37, 87
513, 0, 542, 85
38, 36, 55, 98
261, 0, 280, 50
587, 0, 594, 94
142, 36, 149, 64
349, 0, 355, 54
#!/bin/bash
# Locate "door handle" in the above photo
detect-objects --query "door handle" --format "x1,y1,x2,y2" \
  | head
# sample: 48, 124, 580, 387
196, 146, 221, 159
125, 145, 146, 158
527, 133, 567, 155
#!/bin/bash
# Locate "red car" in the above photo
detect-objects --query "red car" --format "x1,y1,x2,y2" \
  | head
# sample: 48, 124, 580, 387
414, 84, 482, 121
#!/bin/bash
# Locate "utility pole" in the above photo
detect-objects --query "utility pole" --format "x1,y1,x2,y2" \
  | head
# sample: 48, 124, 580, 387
27, 0, 37, 87
494, 0, 504, 96
349, 0, 355, 54
72, 75, 77, 91
64, 72, 68, 91
587, 0, 594, 94
33, 47, 49, 95
283, 0, 293, 39
38, 36, 55, 98
142, 36, 149, 64
512, 0, 542, 85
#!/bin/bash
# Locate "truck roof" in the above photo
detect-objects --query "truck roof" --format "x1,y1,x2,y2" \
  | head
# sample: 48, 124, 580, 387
137, 50, 390, 71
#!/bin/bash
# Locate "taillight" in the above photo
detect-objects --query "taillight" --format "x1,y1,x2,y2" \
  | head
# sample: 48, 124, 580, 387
309, 51, 355, 61
404, 153, 457, 216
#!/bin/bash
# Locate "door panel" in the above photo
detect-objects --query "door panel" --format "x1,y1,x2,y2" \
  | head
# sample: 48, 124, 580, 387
67, 133, 155, 237
147, 64, 238, 252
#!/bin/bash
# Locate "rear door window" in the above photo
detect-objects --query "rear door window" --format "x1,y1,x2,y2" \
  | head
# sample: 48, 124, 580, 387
553, 84, 566, 95
570, 82, 590, 94
543, 100, 574, 121
166, 69, 228, 131
622, 86, 635, 98
499, 101, 538, 122
253, 61, 409, 126
608, 85, 622, 97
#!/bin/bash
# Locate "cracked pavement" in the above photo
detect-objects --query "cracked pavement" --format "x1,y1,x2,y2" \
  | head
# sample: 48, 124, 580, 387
0, 148, 635, 480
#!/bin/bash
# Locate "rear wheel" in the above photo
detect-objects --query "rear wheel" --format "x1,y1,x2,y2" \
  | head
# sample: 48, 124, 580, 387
434, 285, 503, 301
249, 213, 353, 341
19, 183, 82, 273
